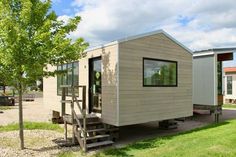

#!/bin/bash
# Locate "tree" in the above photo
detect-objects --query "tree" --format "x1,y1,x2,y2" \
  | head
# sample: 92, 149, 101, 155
0, 0, 88, 149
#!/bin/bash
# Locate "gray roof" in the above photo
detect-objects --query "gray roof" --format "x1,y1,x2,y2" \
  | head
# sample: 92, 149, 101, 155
194, 47, 236, 53
85, 29, 193, 54
193, 47, 236, 57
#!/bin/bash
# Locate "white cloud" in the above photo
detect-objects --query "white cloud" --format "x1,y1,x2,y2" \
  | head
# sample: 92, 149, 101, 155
62, 0, 236, 57
57, 15, 71, 23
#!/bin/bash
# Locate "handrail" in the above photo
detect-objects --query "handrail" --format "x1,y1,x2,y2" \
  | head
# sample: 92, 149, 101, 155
73, 110, 83, 131
61, 85, 87, 151
74, 96, 83, 113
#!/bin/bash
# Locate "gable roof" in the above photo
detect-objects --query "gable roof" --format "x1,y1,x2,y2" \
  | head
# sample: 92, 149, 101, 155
193, 47, 236, 57
85, 29, 193, 55
224, 67, 236, 73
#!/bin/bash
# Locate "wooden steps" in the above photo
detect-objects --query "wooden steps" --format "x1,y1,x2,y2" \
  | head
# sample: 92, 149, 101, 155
63, 114, 99, 124
64, 114, 118, 151
87, 140, 113, 149
60, 85, 118, 152
86, 128, 106, 133
86, 134, 110, 140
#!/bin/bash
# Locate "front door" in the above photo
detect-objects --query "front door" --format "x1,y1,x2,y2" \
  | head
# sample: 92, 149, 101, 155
89, 57, 102, 113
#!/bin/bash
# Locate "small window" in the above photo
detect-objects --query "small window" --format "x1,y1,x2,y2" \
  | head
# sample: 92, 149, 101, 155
143, 58, 177, 87
227, 76, 232, 95
57, 61, 79, 95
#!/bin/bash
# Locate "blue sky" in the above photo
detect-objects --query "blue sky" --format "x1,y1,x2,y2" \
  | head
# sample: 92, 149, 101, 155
51, 0, 236, 67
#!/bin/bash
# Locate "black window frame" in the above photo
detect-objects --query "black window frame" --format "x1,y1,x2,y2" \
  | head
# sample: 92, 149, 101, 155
227, 75, 233, 95
57, 61, 79, 96
143, 57, 178, 87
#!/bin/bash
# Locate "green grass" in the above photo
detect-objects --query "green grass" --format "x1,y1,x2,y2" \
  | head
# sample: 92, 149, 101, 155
0, 121, 63, 132
223, 104, 236, 109
93, 120, 236, 157
0, 106, 14, 110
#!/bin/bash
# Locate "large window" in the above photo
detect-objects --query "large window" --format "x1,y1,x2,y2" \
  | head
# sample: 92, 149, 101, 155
227, 76, 232, 95
143, 58, 177, 87
57, 62, 79, 95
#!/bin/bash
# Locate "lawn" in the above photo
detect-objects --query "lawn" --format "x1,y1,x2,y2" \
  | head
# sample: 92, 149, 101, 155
0, 106, 15, 110
0, 121, 63, 132
93, 120, 236, 157
223, 104, 236, 109
1, 120, 236, 157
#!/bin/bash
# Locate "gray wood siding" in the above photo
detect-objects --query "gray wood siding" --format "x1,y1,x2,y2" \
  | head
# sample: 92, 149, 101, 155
193, 56, 216, 106
100, 45, 118, 125
118, 33, 192, 126
43, 44, 118, 125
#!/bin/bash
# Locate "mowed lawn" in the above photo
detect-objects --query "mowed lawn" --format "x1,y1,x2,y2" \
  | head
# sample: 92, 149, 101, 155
94, 120, 236, 157
223, 104, 236, 109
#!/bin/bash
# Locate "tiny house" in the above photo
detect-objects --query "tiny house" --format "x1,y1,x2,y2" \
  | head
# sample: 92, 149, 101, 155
224, 67, 236, 104
193, 48, 235, 120
44, 30, 193, 127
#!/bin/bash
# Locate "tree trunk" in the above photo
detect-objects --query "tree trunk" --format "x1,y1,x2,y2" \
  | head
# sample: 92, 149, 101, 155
18, 87, 24, 149
3, 85, 6, 95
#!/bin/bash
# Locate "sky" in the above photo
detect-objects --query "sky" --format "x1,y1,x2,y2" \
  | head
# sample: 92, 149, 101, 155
51, 0, 236, 67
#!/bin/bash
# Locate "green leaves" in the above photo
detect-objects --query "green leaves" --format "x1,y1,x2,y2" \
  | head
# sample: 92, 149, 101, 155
0, 0, 88, 90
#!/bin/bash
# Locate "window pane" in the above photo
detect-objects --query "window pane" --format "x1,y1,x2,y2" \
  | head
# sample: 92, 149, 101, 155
73, 62, 79, 96
144, 58, 177, 86
57, 62, 79, 96
227, 76, 232, 95
73, 62, 79, 86
61, 64, 67, 86
67, 63, 73, 95
57, 65, 62, 95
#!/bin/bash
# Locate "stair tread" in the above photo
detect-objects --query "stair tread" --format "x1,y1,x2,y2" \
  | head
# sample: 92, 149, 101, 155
87, 140, 113, 149
85, 134, 110, 140
86, 128, 106, 133
64, 114, 98, 119
84, 121, 102, 125
61, 100, 72, 103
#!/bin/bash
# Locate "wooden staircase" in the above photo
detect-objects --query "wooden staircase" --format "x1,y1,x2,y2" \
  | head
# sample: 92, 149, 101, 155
61, 85, 116, 152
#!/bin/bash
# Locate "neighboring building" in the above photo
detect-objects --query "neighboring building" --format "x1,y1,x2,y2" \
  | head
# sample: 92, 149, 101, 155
193, 48, 235, 120
43, 30, 193, 126
224, 67, 236, 104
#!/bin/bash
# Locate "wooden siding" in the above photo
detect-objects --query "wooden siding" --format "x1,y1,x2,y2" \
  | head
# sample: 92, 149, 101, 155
118, 33, 192, 126
43, 44, 118, 125
43, 65, 62, 113
79, 44, 118, 125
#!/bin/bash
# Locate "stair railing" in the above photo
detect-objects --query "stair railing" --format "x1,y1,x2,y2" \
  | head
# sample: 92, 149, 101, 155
61, 85, 87, 151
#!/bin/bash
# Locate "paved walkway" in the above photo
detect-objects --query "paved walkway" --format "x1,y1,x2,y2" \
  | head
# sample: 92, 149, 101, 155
0, 98, 51, 126
116, 109, 236, 147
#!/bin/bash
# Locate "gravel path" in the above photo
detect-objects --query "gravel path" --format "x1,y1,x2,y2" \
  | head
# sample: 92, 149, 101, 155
0, 130, 81, 157
0, 98, 51, 126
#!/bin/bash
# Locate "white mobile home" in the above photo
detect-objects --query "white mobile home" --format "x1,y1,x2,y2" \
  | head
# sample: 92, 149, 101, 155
224, 67, 236, 104
43, 30, 193, 150
193, 48, 235, 120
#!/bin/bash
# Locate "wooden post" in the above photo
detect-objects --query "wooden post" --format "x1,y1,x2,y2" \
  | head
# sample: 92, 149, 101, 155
64, 121, 67, 141
61, 87, 66, 116
71, 86, 75, 144
82, 86, 86, 110
82, 86, 87, 152
83, 109, 87, 152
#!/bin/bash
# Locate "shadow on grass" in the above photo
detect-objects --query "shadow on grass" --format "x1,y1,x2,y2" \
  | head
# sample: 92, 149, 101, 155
28, 145, 59, 152
96, 121, 231, 157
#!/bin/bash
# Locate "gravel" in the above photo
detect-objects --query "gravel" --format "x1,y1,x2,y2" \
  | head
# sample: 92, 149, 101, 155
0, 130, 81, 157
